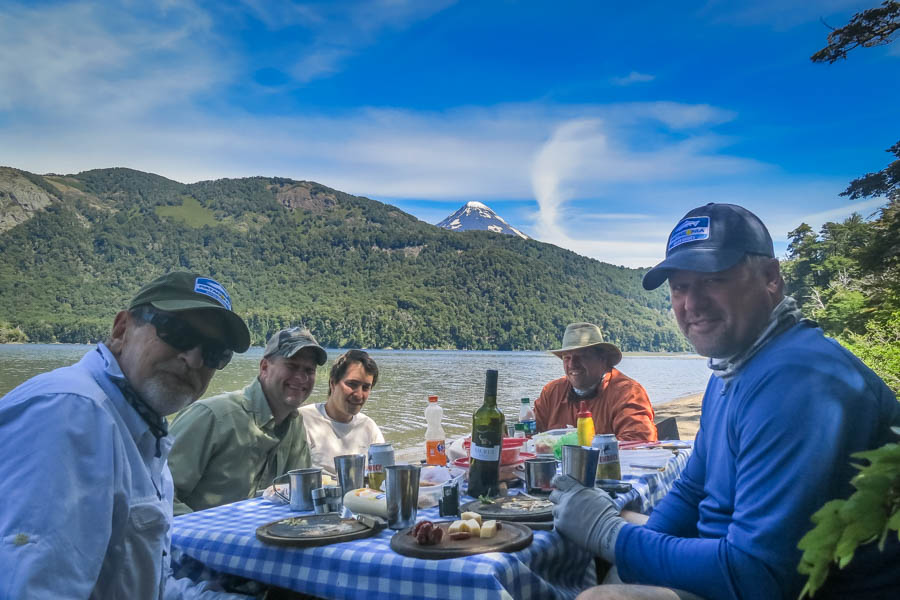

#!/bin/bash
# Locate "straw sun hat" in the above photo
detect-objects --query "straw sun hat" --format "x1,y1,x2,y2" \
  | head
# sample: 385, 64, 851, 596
550, 322, 622, 367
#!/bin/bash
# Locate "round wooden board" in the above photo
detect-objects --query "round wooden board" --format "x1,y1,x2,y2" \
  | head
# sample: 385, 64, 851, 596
390, 520, 533, 560
459, 495, 553, 522
256, 514, 378, 547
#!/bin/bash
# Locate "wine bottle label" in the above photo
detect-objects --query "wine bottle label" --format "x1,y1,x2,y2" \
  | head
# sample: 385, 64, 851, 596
470, 443, 500, 461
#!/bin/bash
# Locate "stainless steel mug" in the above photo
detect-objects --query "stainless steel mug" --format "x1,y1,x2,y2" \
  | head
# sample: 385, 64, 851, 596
524, 457, 558, 492
334, 454, 366, 497
561, 445, 600, 488
385, 464, 421, 530
273, 467, 323, 511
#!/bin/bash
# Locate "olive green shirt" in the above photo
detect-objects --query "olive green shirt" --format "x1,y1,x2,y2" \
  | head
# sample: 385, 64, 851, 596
168, 378, 311, 515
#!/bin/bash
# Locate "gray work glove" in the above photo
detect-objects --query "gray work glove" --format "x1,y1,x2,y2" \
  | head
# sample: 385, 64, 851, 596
549, 474, 625, 564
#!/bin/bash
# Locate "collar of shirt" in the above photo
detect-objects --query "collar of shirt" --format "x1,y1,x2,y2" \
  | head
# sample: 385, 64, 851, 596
245, 377, 297, 433
315, 402, 357, 436
87, 344, 174, 465
566, 370, 612, 403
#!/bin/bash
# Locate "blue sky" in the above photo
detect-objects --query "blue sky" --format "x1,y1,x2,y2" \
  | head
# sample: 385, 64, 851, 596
1, 0, 897, 267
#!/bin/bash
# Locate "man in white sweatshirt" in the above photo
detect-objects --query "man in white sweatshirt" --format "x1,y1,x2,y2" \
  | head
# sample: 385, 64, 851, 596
300, 349, 384, 477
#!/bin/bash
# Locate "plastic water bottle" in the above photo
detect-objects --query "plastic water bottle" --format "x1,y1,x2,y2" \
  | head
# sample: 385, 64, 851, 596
518, 397, 536, 436
425, 395, 447, 466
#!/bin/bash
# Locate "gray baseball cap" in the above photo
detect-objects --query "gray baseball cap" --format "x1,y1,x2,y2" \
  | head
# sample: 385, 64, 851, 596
263, 327, 327, 365
642, 203, 774, 290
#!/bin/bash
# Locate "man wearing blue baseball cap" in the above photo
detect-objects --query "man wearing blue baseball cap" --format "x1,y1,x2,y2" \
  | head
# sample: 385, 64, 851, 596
550, 204, 899, 599
0, 272, 251, 599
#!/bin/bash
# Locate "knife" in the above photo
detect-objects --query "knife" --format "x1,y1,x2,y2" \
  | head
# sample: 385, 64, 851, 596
352, 512, 387, 530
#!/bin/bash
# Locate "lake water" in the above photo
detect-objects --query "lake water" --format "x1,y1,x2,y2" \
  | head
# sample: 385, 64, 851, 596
0, 344, 711, 453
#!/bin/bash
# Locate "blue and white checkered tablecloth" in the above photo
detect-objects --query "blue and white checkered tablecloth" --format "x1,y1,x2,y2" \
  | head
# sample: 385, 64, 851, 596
171, 443, 692, 600
618, 444, 693, 514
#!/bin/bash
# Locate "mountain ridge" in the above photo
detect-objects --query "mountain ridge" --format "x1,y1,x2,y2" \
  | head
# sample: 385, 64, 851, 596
0, 166, 688, 352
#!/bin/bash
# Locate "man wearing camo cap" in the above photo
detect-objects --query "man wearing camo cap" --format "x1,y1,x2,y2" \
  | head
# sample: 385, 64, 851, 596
168, 326, 327, 514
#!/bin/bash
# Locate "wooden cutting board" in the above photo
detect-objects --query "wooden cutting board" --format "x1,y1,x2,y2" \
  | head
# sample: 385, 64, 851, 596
256, 514, 379, 547
390, 521, 533, 559
459, 494, 554, 522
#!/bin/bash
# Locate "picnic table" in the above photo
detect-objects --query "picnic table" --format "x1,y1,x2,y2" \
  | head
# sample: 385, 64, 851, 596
171, 441, 692, 599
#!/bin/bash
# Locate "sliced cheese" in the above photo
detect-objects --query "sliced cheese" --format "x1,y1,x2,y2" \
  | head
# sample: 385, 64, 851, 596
460, 511, 482, 525
448, 520, 466, 534
466, 518, 481, 537
480, 520, 498, 538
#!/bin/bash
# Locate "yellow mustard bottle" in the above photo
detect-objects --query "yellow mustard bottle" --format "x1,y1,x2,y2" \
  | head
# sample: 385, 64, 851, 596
576, 400, 595, 446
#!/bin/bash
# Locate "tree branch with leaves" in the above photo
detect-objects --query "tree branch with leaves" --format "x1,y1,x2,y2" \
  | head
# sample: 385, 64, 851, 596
810, 1, 900, 63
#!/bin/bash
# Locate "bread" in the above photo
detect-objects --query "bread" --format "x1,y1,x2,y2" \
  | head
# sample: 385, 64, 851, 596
342, 488, 388, 518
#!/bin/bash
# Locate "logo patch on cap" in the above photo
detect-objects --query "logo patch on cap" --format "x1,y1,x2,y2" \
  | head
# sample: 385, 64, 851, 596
668, 216, 710, 252
193, 277, 232, 310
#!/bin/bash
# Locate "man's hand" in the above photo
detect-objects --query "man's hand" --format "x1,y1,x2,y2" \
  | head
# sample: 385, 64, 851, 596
549, 474, 626, 563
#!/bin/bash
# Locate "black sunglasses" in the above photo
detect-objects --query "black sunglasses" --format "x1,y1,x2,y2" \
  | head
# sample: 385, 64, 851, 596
133, 306, 233, 370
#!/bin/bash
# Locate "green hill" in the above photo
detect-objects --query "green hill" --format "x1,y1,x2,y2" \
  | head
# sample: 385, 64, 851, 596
0, 166, 688, 351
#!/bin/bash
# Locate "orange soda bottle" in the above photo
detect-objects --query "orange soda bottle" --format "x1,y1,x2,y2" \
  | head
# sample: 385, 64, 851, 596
425, 395, 447, 465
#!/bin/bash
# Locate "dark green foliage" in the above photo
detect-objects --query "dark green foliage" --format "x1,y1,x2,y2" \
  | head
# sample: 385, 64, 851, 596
0, 168, 687, 351
797, 443, 900, 598
810, 1, 900, 63
782, 210, 899, 395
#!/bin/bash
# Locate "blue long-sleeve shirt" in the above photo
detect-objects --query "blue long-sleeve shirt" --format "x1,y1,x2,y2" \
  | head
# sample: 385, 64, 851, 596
0, 344, 246, 600
615, 322, 899, 600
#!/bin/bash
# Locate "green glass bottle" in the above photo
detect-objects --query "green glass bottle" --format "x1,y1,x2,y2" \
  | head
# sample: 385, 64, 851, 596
468, 369, 505, 498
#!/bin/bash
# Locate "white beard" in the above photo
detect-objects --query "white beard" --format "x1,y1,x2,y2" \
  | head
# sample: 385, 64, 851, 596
133, 375, 196, 417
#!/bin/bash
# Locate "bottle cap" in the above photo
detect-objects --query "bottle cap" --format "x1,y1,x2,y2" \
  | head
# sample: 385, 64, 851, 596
577, 400, 592, 418
428, 395, 438, 402
520, 397, 530, 404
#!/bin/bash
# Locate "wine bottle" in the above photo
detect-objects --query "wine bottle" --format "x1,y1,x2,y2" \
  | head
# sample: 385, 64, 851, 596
468, 369, 505, 498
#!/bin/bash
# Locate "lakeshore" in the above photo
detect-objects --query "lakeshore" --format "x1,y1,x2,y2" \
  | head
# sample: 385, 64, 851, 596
653, 392, 702, 440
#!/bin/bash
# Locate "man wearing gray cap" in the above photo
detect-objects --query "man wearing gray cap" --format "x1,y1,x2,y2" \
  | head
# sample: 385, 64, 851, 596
0, 272, 251, 599
550, 204, 899, 599
168, 326, 327, 515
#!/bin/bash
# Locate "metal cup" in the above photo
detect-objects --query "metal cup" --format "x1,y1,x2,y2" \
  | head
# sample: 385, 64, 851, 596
561, 445, 600, 488
385, 464, 421, 530
272, 467, 323, 511
524, 457, 558, 492
334, 454, 366, 497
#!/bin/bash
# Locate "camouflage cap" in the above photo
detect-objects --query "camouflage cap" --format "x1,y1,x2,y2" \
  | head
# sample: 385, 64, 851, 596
128, 272, 251, 352
264, 327, 327, 365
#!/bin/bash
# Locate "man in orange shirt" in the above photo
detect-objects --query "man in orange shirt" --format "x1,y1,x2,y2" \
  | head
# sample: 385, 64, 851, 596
534, 322, 657, 441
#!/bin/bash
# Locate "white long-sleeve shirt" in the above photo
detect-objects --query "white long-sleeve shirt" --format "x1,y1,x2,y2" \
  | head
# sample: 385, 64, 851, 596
299, 402, 384, 477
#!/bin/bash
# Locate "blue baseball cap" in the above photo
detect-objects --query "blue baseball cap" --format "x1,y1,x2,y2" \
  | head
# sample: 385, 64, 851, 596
642, 203, 774, 291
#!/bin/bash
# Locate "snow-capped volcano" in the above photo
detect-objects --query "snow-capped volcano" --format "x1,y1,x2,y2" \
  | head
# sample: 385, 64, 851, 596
436, 201, 529, 240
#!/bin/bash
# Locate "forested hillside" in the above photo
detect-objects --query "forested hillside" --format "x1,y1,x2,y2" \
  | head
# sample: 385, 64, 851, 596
0, 167, 689, 351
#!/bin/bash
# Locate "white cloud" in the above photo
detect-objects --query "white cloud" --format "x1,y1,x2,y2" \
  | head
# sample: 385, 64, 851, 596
0, 1, 227, 118
611, 71, 655, 86
242, 0, 456, 83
